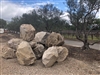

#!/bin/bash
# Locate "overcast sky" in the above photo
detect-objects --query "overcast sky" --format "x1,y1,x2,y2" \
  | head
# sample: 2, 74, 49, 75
0, 0, 67, 21
0, 0, 100, 21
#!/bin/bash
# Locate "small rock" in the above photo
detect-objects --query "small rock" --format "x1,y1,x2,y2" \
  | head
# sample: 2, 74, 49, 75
16, 41, 36, 66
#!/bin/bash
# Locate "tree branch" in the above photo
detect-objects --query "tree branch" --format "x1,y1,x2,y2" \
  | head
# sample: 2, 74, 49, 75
75, 28, 84, 42
87, 25, 98, 35
89, 41, 100, 45
76, 35, 84, 42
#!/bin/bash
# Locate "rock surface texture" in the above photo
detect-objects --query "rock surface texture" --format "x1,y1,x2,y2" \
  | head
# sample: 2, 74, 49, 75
46, 32, 64, 47
42, 46, 69, 67
16, 41, 36, 65
56, 46, 69, 62
29, 41, 37, 48
20, 24, 35, 42
8, 38, 23, 50
34, 31, 50, 44
2, 46, 16, 59
33, 44, 45, 59
42, 46, 58, 67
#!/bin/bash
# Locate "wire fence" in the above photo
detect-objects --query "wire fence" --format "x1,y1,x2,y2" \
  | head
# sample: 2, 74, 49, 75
3, 29, 100, 39
61, 30, 100, 39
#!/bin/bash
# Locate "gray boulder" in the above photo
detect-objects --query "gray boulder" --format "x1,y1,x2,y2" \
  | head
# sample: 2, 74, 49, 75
45, 32, 64, 47
20, 24, 35, 42
33, 44, 45, 59
16, 41, 36, 66
34, 31, 50, 44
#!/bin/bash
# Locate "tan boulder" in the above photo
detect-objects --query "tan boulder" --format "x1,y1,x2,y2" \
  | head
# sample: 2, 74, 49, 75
20, 24, 35, 42
46, 32, 64, 47
29, 41, 37, 48
56, 46, 69, 62
2, 46, 16, 59
34, 31, 50, 44
42, 46, 58, 67
16, 41, 36, 66
8, 38, 23, 50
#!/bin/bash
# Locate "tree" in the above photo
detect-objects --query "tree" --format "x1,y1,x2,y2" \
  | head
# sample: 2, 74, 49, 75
48, 17, 68, 32
21, 10, 45, 31
0, 18, 6, 28
66, 0, 100, 50
7, 16, 21, 31
6, 4, 68, 32
38, 4, 63, 32
6, 10, 43, 32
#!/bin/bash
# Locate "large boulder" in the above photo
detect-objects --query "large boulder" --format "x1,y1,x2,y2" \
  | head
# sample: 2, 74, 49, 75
45, 32, 64, 47
34, 31, 50, 44
20, 24, 35, 42
56, 46, 68, 62
8, 38, 23, 50
2, 46, 16, 59
16, 41, 36, 66
42, 46, 58, 67
42, 46, 69, 67
33, 44, 45, 59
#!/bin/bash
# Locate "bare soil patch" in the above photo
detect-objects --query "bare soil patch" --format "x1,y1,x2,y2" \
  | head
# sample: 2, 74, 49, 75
0, 33, 100, 75
0, 33, 19, 42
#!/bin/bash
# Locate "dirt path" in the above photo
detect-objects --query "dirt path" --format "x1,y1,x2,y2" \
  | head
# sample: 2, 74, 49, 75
65, 40, 100, 50
0, 33, 100, 75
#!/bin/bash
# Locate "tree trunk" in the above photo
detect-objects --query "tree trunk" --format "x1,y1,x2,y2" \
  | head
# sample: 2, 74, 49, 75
82, 33, 91, 50
82, 40, 90, 50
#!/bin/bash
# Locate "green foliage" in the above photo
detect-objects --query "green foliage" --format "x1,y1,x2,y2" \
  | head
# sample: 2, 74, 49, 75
0, 18, 7, 28
7, 16, 22, 31
21, 10, 45, 31
94, 19, 100, 30
38, 4, 63, 32
95, 19, 100, 24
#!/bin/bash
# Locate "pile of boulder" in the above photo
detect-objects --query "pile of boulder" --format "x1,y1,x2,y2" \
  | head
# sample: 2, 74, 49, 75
2, 24, 69, 67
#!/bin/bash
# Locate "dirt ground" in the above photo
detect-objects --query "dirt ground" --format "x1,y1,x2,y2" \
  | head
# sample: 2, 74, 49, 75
0, 33, 100, 75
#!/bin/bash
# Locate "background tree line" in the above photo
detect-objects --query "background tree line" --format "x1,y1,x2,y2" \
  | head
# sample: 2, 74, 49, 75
1, 4, 73, 32
0, 18, 7, 28
0, 3, 100, 32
